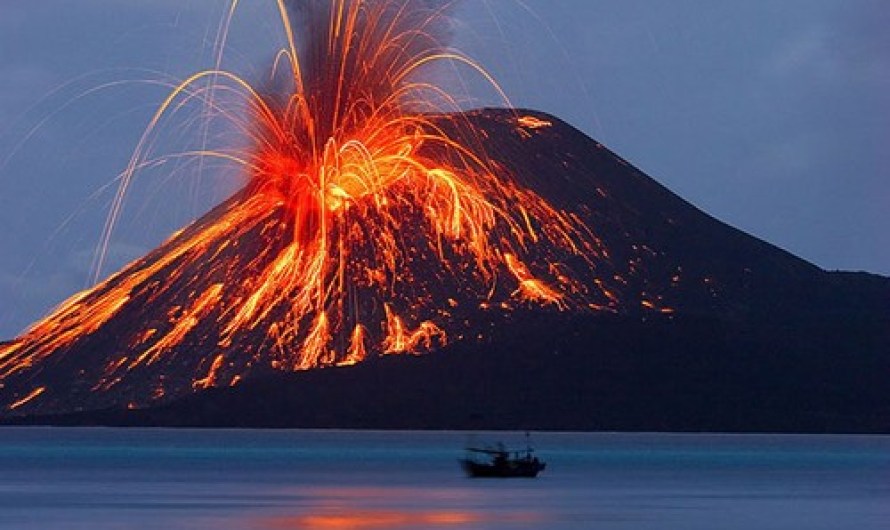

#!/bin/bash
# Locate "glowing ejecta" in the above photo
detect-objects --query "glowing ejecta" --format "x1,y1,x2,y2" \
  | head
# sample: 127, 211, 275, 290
0, 0, 611, 415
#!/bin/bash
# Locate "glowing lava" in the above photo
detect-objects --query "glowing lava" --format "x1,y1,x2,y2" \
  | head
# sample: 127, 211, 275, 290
0, 0, 635, 415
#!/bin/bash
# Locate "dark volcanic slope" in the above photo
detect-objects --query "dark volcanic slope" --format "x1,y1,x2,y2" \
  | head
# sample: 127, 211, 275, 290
452, 110, 886, 323
2, 108, 888, 430
17, 311, 889, 433
461, 111, 821, 319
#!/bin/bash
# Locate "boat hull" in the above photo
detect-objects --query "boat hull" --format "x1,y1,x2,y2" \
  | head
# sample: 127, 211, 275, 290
460, 458, 546, 478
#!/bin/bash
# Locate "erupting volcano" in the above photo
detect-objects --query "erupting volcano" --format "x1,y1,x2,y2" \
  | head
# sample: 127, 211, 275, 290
2, 0, 887, 428
0, 0, 627, 416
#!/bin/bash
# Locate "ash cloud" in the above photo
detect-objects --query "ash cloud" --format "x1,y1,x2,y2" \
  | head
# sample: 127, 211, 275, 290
287, 0, 461, 67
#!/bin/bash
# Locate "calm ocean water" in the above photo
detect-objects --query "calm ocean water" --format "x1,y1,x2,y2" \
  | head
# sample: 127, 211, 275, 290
0, 428, 887, 529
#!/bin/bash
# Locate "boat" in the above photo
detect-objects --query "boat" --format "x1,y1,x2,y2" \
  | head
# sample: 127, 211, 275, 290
459, 437, 546, 478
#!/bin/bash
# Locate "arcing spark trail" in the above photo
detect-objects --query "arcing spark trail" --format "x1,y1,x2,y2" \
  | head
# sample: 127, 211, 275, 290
0, 0, 631, 415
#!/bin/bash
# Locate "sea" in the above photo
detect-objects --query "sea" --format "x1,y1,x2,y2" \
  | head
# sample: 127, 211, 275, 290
0, 428, 887, 529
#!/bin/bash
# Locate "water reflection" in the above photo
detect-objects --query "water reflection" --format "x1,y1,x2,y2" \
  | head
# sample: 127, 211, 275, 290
262, 510, 480, 529
2, 429, 887, 530
261, 510, 546, 529
253, 486, 545, 529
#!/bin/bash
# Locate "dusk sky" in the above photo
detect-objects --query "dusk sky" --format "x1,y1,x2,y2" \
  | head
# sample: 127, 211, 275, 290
0, 0, 887, 338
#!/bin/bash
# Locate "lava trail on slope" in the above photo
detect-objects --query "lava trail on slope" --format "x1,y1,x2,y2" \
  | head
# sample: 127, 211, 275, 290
0, 1, 636, 415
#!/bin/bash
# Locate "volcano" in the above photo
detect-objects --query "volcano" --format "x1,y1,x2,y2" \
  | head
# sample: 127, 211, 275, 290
2, 108, 888, 431
2, 0, 888, 430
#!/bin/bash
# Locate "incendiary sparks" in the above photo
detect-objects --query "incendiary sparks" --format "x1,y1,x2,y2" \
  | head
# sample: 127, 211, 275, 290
0, 0, 638, 414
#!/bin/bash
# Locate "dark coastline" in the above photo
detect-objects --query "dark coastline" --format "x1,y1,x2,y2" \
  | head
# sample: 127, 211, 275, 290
2, 109, 888, 429
5, 312, 888, 434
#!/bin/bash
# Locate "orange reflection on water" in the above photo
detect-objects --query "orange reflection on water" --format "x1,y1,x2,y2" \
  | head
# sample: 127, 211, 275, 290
247, 483, 551, 529
265, 510, 479, 529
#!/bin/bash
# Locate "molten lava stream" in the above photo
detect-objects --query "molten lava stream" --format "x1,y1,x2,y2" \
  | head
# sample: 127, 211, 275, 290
0, 0, 609, 415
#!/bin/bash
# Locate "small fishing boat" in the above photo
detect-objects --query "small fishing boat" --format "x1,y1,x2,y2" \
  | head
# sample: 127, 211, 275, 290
459, 436, 546, 478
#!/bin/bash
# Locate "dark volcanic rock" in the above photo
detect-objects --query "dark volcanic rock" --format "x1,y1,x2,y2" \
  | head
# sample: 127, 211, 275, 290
8, 312, 889, 433
1, 108, 888, 431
